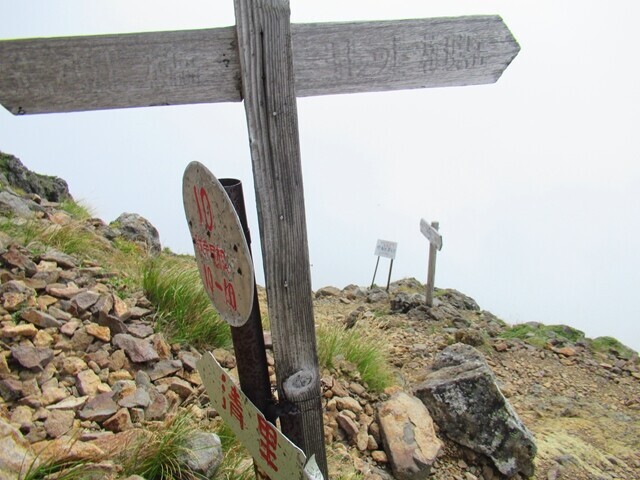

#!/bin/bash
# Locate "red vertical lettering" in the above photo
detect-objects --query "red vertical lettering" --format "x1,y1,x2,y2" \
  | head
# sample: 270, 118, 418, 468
229, 386, 244, 430
193, 185, 214, 232
204, 265, 215, 294
193, 185, 203, 225
200, 187, 214, 232
220, 374, 227, 411
258, 416, 278, 472
224, 280, 237, 311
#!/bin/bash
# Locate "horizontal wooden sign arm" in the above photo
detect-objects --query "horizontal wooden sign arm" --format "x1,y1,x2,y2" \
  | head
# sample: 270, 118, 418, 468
0, 15, 519, 115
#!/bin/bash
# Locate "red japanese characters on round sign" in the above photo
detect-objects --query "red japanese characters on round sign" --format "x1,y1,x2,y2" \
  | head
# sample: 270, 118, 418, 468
182, 161, 254, 327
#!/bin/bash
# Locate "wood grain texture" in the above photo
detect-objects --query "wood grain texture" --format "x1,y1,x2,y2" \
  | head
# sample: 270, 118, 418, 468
0, 27, 240, 114
293, 15, 520, 97
233, 0, 328, 476
426, 221, 439, 307
0, 15, 519, 114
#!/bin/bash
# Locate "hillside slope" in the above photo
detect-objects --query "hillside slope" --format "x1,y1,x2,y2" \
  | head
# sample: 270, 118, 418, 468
0, 152, 638, 480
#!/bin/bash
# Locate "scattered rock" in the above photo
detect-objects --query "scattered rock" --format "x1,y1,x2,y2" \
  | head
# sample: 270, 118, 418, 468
415, 344, 537, 477
44, 409, 75, 438
0, 417, 37, 478
11, 345, 54, 370
378, 391, 442, 479
112, 333, 159, 363
177, 431, 223, 479
111, 212, 161, 255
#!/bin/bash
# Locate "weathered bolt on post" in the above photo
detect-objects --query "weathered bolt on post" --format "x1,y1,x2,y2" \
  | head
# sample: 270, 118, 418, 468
0, 1, 519, 477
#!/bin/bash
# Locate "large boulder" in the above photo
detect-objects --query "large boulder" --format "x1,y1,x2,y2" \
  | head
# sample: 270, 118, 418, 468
377, 391, 442, 479
111, 213, 161, 255
0, 152, 71, 202
414, 343, 536, 478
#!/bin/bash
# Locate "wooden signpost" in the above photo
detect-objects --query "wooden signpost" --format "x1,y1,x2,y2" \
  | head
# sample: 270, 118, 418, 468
420, 219, 442, 307
0, 3, 519, 477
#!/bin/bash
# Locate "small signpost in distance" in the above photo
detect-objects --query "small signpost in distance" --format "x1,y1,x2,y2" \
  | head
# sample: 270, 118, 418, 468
182, 161, 254, 326
371, 239, 397, 292
420, 219, 442, 307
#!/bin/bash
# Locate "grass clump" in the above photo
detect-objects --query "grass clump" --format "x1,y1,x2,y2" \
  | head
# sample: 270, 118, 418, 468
143, 255, 231, 348
589, 336, 636, 360
120, 412, 200, 480
60, 199, 93, 221
317, 323, 394, 392
212, 422, 254, 480
19, 459, 101, 480
500, 323, 585, 349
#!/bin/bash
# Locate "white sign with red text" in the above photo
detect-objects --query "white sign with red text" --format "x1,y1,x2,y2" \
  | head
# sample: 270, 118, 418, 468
197, 352, 322, 480
183, 162, 254, 326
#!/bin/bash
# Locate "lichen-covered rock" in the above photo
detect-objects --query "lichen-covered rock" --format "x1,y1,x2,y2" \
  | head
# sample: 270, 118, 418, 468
378, 391, 442, 480
111, 212, 161, 255
177, 432, 223, 479
390, 292, 426, 314
414, 343, 537, 478
0, 152, 71, 202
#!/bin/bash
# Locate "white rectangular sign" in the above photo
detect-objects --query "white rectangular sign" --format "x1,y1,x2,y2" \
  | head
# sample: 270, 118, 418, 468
374, 239, 398, 260
197, 352, 321, 480
420, 219, 442, 251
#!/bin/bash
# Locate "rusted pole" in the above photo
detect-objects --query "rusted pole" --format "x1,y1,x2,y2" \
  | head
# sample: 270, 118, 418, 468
220, 178, 275, 423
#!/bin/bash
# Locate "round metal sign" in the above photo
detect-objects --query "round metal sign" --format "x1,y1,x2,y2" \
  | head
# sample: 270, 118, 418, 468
182, 161, 254, 327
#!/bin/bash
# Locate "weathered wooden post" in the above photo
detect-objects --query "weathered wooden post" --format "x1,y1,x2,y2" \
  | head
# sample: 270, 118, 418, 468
233, 1, 327, 472
0, 6, 520, 477
420, 219, 442, 307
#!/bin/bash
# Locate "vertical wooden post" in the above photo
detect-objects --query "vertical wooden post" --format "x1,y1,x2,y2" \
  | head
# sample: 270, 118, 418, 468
425, 221, 439, 307
233, 0, 327, 477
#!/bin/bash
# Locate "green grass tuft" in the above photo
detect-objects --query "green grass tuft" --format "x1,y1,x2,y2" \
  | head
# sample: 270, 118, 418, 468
121, 412, 198, 480
60, 199, 93, 221
500, 323, 585, 348
317, 323, 394, 392
589, 336, 636, 360
143, 255, 231, 348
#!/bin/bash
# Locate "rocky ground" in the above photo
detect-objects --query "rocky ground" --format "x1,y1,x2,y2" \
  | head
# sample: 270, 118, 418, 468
313, 283, 640, 480
0, 152, 639, 480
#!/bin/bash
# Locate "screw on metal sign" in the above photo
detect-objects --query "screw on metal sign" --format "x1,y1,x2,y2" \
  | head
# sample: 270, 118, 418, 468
420, 219, 442, 307
197, 352, 323, 480
183, 161, 254, 326
371, 239, 397, 292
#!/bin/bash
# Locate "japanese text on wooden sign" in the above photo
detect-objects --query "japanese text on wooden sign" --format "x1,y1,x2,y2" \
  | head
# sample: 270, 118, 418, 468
420, 219, 443, 251
197, 352, 322, 480
374, 239, 398, 260
183, 161, 254, 326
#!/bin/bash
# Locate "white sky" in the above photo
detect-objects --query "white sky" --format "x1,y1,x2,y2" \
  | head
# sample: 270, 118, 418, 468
1, 1, 639, 351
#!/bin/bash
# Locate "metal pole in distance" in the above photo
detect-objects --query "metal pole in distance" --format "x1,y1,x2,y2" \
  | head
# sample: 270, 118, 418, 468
370, 256, 381, 289
425, 221, 439, 307
220, 178, 275, 424
386, 259, 394, 292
